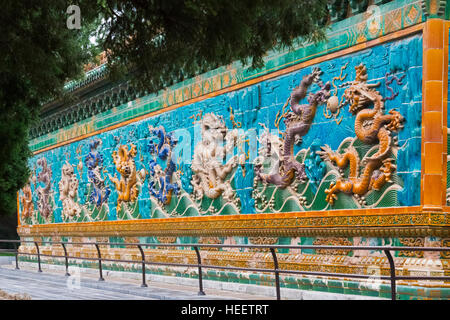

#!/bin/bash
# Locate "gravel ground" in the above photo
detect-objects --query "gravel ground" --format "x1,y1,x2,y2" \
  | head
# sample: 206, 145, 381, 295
0, 288, 31, 300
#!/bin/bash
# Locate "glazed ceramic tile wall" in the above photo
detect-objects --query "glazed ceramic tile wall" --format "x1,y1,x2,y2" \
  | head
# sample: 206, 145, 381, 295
18, 35, 423, 225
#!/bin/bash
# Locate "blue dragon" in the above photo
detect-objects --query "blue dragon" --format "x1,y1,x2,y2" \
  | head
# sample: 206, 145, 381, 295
84, 139, 111, 207
148, 126, 180, 204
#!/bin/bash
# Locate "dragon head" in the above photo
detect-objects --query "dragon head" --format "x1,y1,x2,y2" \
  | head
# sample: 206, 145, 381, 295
200, 112, 227, 144
112, 144, 137, 179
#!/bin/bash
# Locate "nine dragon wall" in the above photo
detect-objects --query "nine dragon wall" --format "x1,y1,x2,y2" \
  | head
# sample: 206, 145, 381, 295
18, 34, 423, 226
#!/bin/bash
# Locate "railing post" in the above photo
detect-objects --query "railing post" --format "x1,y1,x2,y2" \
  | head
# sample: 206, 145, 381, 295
270, 247, 281, 300
34, 242, 42, 273
193, 246, 205, 296
94, 243, 104, 281
137, 244, 147, 287
61, 243, 70, 276
384, 249, 396, 300
14, 242, 19, 270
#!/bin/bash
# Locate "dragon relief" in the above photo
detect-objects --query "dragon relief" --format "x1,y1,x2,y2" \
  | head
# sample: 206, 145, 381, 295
36, 158, 53, 220
255, 67, 331, 188
147, 125, 180, 205
191, 112, 238, 201
58, 162, 81, 219
85, 139, 111, 208
109, 143, 146, 212
317, 63, 404, 205
20, 182, 33, 220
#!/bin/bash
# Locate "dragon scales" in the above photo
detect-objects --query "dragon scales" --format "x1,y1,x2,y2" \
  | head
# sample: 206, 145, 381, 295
59, 162, 81, 219
317, 64, 404, 204
257, 67, 331, 188
191, 113, 238, 201
36, 158, 53, 220
109, 144, 146, 212
148, 125, 180, 205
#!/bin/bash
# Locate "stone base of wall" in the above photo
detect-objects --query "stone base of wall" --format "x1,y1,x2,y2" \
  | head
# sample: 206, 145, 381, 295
16, 235, 450, 300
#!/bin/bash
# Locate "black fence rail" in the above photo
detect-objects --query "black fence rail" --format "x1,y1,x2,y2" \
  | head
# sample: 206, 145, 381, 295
0, 239, 449, 300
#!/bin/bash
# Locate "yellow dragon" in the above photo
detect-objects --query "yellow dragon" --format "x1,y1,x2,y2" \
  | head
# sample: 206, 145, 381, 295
109, 144, 140, 212
317, 64, 404, 205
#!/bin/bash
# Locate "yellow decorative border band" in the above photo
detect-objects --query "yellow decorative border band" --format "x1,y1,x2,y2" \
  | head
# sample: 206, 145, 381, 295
17, 207, 450, 238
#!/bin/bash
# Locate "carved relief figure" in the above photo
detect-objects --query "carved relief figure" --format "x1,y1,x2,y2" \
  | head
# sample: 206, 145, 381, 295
254, 126, 284, 185
36, 158, 53, 220
191, 113, 238, 201
109, 144, 145, 211
256, 68, 331, 188
148, 126, 180, 205
20, 182, 33, 220
85, 139, 111, 207
317, 64, 404, 204
59, 162, 81, 219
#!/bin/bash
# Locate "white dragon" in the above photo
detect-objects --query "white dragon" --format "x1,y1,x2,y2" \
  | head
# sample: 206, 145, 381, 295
191, 112, 238, 201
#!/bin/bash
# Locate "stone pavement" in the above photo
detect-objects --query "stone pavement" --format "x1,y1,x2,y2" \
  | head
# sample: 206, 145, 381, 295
0, 265, 271, 300
0, 261, 385, 300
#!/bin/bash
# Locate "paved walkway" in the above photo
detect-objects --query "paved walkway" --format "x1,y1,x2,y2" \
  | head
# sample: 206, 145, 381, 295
0, 265, 271, 300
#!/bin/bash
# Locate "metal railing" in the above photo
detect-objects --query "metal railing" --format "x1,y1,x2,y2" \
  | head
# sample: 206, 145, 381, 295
0, 239, 449, 300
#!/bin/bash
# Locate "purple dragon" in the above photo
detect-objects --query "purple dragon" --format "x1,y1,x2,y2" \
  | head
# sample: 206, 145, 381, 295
36, 158, 53, 219
257, 68, 331, 188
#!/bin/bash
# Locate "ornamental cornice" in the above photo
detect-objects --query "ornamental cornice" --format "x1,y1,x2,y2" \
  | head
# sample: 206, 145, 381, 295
17, 209, 450, 238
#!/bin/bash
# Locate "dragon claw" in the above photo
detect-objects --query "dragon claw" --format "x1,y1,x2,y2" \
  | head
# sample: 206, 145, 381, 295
324, 191, 337, 205
323, 180, 339, 204
386, 109, 404, 131
316, 144, 333, 161
311, 67, 323, 83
